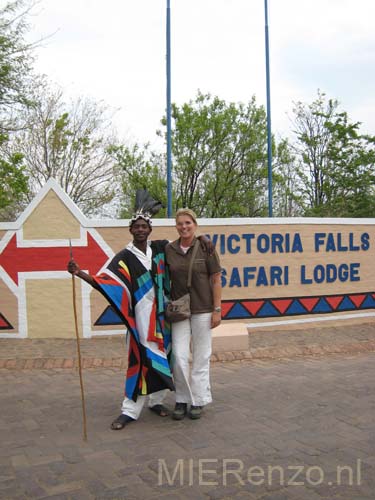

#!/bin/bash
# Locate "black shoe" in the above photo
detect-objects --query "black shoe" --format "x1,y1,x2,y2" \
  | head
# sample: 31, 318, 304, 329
110, 414, 135, 430
172, 402, 187, 420
189, 405, 202, 419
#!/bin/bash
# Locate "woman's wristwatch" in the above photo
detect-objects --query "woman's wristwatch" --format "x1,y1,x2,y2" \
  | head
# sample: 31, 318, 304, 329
214, 306, 221, 312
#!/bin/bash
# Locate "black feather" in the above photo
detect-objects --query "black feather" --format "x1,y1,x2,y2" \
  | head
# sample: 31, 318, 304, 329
134, 189, 163, 216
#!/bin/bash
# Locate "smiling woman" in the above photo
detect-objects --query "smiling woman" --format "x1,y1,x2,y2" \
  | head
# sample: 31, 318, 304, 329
176, 210, 197, 245
165, 208, 222, 421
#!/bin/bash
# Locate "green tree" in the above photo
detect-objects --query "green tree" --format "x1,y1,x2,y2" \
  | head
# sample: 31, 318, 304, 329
0, 0, 35, 132
292, 91, 375, 217
322, 113, 375, 216
3, 80, 121, 216
0, 134, 28, 218
272, 138, 303, 217
0, 0, 36, 218
110, 142, 167, 218
162, 91, 270, 217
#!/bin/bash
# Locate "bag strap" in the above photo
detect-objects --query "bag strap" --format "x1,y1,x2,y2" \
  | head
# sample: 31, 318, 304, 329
187, 239, 200, 289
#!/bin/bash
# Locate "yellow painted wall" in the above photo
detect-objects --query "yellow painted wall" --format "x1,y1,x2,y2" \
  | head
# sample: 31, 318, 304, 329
23, 190, 81, 240
1, 181, 375, 338
26, 279, 83, 338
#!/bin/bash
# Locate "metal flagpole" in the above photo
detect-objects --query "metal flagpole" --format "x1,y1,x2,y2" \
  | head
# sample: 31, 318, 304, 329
69, 239, 88, 442
166, 0, 172, 217
264, 0, 273, 217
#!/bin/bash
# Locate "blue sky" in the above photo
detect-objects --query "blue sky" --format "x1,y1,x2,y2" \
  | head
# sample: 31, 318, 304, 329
27, 0, 375, 146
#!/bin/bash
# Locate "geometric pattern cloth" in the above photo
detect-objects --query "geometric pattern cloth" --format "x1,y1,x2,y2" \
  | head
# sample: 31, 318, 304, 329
93, 240, 174, 401
222, 292, 375, 319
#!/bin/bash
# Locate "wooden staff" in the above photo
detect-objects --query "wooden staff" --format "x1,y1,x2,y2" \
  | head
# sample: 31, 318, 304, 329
70, 239, 88, 442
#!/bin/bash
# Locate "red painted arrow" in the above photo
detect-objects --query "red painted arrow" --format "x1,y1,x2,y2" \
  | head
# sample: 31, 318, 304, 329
0, 233, 110, 285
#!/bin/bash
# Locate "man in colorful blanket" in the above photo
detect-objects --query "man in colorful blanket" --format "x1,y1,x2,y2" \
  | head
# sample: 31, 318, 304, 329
67, 190, 174, 430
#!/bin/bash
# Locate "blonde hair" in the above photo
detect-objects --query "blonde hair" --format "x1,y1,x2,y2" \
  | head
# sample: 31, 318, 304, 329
175, 208, 198, 225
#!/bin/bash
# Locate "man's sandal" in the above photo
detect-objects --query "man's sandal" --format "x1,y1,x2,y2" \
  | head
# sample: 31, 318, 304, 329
110, 414, 135, 430
149, 404, 170, 417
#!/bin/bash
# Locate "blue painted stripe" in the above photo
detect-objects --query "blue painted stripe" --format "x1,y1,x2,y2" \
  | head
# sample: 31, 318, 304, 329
313, 298, 332, 313
95, 306, 123, 325
258, 302, 279, 317
287, 300, 308, 315
362, 295, 375, 308
225, 302, 250, 319
337, 297, 356, 311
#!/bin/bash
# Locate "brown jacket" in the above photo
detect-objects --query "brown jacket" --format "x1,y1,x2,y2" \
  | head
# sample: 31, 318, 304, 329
165, 238, 222, 314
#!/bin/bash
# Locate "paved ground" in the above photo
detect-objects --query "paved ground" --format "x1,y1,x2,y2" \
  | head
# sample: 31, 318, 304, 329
0, 351, 374, 499
1, 321, 375, 369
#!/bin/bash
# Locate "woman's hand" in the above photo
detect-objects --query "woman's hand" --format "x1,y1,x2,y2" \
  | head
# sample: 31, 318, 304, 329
67, 259, 80, 276
211, 310, 221, 329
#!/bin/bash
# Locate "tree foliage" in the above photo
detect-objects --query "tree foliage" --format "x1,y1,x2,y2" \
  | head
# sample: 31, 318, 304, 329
110, 143, 167, 218
0, 133, 28, 217
3, 80, 121, 216
161, 91, 271, 217
272, 138, 303, 217
1, 1, 374, 224
291, 91, 375, 217
0, 0, 35, 218
0, 0, 35, 132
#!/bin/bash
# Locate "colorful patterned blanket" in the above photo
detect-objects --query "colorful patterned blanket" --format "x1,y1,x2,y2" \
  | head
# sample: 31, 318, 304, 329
93, 240, 174, 401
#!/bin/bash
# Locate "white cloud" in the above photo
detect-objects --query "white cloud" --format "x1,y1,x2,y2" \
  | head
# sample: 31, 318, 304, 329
27, 0, 375, 144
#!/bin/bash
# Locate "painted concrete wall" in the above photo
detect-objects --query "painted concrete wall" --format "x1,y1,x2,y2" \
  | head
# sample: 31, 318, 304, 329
1, 180, 375, 338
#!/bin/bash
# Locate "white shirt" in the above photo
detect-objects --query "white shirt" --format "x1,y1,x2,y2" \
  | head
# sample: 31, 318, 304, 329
126, 241, 152, 271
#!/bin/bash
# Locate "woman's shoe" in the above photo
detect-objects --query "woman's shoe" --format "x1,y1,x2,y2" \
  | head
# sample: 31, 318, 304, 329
149, 404, 170, 417
189, 405, 202, 419
172, 402, 187, 420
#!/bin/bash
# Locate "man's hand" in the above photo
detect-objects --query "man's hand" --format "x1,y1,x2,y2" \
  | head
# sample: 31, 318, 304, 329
198, 235, 215, 256
67, 259, 80, 276
67, 260, 98, 288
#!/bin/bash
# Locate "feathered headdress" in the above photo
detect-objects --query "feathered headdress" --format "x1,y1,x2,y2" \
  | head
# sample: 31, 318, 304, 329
129, 189, 163, 226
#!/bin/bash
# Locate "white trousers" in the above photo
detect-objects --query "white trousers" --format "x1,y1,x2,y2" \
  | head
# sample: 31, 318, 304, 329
121, 390, 166, 420
120, 331, 167, 420
171, 312, 212, 406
